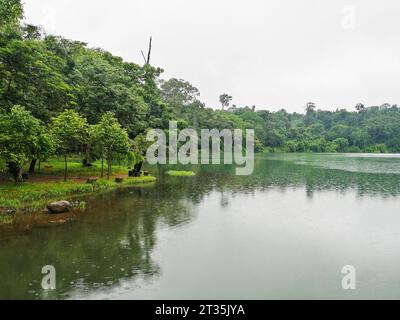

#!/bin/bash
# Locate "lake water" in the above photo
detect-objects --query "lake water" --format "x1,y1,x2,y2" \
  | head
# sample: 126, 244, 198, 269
1, 153, 400, 300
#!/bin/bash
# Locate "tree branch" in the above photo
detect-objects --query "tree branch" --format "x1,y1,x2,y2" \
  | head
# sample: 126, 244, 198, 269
141, 50, 147, 64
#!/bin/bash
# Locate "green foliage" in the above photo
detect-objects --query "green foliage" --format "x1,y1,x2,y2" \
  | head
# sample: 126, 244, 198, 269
0, 0, 23, 28
333, 138, 349, 152
50, 109, 88, 180
244, 105, 400, 154
160, 78, 201, 108
0, 181, 93, 210
93, 112, 131, 179
50, 109, 88, 153
0, 106, 55, 181
0, 38, 74, 121
39, 157, 128, 177
219, 93, 233, 110
71, 50, 150, 135
165, 170, 196, 177
94, 112, 130, 157
0, 0, 399, 187
0, 176, 156, 211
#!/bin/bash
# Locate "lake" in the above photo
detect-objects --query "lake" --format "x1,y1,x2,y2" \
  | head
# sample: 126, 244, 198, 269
1, 153, 400, 300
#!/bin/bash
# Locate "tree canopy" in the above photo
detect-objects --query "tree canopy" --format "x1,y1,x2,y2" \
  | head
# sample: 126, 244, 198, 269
93, 112, 131, 179
0, 105, 53, 181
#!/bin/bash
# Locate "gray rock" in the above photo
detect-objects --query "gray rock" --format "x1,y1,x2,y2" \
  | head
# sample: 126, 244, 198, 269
47, 201, 72, 214
4, 209, 16, 215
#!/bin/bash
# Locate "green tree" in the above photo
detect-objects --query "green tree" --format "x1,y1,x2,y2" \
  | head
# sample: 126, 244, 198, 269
93, 112, 130, 180
305, 102, 316, 114
50, 110, 88, 181
219, 94, 232, 110
0, 39, 74, 121
333, 138, 349, 152
160, 78, 201, 108
0, 0, 23, 29
355, 103, 365, 112
0, 106, 55, 182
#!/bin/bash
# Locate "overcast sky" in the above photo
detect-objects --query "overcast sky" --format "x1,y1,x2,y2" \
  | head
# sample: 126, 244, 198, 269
23, 0, 400, 112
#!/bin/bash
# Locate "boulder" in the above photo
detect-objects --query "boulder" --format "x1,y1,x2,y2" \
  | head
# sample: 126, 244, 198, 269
47, 201, 72, 214
115, 177, 124, 184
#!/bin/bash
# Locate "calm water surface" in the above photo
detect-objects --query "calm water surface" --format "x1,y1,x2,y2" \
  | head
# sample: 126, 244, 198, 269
2, 153, 400, 299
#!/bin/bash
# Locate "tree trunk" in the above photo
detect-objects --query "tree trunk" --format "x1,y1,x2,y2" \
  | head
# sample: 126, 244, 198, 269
107, 154, 112, 180
6, 76, 13, 93
64, 155, 68, 182
7, 162, 23, 183
147, 37, 152, 65
101, 155, 104, 178
29, 159, 37, 174
83, 143, 92, 166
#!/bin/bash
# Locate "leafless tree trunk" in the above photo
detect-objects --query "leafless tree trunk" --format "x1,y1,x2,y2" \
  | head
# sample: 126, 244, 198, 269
141, 37, 153, 65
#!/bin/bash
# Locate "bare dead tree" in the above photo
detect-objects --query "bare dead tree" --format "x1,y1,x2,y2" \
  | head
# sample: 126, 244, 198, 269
147, 36, 152, 65
141, 36, 153, 65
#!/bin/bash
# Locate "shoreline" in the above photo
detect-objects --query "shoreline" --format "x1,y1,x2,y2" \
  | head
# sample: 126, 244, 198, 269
0, 175, 157, 226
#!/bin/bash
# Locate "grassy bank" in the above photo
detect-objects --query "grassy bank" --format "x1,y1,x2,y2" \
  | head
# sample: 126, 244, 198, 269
0, 156, 157, 218
0, 176, 156, 213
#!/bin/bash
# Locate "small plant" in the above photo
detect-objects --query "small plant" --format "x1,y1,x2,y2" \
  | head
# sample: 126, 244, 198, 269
165, 170, 196, 177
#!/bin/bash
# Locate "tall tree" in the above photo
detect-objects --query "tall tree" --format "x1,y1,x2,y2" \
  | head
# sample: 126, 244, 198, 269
305, 102, 316, 114
93, 112, 130, 180
355, 103, 365, 112
0, 106, 55, 182
160, 78, 201, 108
50, 110, 88, 181
71, 50, 149, 136
219, 94, 233, 110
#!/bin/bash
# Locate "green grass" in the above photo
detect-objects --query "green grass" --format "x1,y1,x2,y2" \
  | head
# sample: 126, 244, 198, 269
165, 170, 196, 177
0, 157, 156, 219
38, 158, 129, 177
0, 176, 156, 213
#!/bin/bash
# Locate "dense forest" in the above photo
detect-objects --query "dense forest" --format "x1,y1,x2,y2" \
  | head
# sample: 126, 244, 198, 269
1, 0, 400, 180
